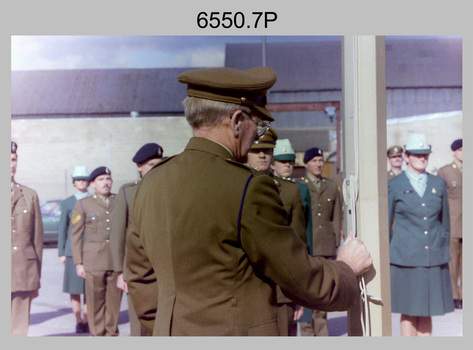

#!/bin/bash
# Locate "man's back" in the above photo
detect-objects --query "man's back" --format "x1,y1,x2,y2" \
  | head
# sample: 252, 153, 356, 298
128, 137, 359, 336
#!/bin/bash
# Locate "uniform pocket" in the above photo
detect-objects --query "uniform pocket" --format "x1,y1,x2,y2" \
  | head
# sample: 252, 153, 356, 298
247, 318, 279, 336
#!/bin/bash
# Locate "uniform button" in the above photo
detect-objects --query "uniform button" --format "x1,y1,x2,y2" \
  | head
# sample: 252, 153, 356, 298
424, 231, 428, 235
12, 230, 16, 233
423, 217, 427, 220
13, 246, 18, 250
318, 213, 322, 216
319, 225, 323, 228
425, 246, 429, 250
106, 219, 110, 222
318, 204, 321, 207
422, 203, 426, 206
106, 211, 109, 214
11, 217, 14, 220
327, 198, 331, 201
92, 217, 96, 220
106, 239, 110, 242
106, 227, 110, 230
23, 209, 28, 213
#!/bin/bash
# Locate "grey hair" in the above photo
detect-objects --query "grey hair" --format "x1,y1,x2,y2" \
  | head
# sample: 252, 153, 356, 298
182, 96, 252, 129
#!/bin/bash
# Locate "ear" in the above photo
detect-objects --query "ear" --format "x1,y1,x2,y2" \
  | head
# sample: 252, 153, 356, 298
229, 110, 245, 137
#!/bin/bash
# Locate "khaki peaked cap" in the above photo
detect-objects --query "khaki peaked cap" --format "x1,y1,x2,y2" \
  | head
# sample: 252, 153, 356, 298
178, 67, 277, 121
251, 127, 277, 149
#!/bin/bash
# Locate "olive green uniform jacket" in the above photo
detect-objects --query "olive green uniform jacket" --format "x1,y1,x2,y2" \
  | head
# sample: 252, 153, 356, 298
298, 176, 342, 257
272, 175, 309, 305
437, 161, 462, 239
11, 183, 43, 292
110, 181, 139, 278
70, 194, 116, 271
127, 137, 358, 336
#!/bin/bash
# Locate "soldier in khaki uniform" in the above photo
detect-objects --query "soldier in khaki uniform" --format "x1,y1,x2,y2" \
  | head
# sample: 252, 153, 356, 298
126, 67, 372, 336
246, 128, 306, 336
298, 147, 342, 336
437, 138, 462, 309
387, 145, 405, 180
110, 143, 163, 336
71, 166, 122, 336
11, 141, 43, 336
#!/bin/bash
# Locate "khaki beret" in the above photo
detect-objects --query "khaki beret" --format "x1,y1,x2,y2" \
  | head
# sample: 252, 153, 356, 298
387, 145, 404, 157
251, 127, 277, 149
178, 67, 277, 122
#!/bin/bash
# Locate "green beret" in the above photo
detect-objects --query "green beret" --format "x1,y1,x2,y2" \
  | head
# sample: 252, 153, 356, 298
251, 127, 277, 149
178, 67, 277, 122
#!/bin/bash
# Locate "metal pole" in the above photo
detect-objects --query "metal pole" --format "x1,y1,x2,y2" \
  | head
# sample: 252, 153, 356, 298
342, 35, 392, 336
262, 36, 266, 67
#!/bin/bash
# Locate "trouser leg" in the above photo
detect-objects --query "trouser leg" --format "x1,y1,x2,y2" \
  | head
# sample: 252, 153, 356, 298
11, 291, 33, 336
85, 270, 106, 336
449, 238, 462, 300
103, 271, 123, 336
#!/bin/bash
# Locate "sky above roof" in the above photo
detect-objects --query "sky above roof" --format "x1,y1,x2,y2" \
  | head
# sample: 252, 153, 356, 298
11, 35, 458, 72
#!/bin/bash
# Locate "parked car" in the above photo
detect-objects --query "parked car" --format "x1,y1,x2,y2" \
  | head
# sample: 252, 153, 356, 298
41, 199, 62, 244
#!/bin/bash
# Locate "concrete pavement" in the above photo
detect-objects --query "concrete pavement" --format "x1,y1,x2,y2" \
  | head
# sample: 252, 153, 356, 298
24, 246, 462, 337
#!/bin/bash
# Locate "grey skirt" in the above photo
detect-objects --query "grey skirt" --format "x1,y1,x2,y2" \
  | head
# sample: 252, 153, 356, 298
63, 256, 85, 295
390, 263, 454, 317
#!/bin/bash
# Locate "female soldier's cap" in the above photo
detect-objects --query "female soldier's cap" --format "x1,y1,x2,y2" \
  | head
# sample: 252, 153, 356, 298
178, 67, 277, 122
404, 134, 432, 154
72, 166, 90, 180
274, 139, 296, 161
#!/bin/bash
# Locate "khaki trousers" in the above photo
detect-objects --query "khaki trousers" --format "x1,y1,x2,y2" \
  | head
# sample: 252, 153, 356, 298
449, 238, 462, 300
85, 270, 123, 336
11, 291, 34, 336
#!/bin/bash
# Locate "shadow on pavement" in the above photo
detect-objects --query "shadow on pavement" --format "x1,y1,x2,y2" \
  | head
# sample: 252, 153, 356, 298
30, 308, 72, 325
328, 315, 348, 336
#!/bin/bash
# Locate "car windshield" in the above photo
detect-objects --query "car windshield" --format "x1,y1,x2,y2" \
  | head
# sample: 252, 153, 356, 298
41, 201, 61, 216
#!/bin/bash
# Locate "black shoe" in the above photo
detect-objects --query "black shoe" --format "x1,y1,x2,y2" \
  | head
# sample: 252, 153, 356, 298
82, 322, 90, 333
454, 299, 463, 309
75, 323, 84, 333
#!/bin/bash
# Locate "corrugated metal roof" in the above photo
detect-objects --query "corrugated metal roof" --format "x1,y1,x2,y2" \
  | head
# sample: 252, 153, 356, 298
11, 67, 190, 117
225, 37, 462, 91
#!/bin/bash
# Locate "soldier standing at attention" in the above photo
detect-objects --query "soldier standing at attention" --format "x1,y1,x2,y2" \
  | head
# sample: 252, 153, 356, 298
298, 147, 342, 336
110, 143, 163, 336
246, 128, 306, 336
70, 166, 122, 336
437, 138, 462, 310
272, 138, 313, 255
57, 166, 91, 334
126, 67, 372, 336
387, 145, 405, 180
11, 141, 44, 336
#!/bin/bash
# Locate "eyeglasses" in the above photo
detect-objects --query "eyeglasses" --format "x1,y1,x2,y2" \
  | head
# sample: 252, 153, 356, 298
248, 115, 270, 138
